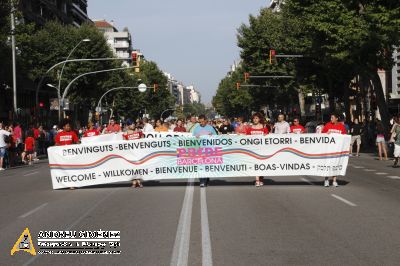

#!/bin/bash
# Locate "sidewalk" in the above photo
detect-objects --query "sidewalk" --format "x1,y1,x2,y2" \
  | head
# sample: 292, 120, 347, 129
3, 155, 48, 171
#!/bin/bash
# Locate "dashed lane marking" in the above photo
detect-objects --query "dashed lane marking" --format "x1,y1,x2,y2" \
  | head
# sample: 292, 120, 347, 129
201, 188, 213, 266
331, 194, 357, 207
375, 172, 388, 175
387, 176, 400, 180
23, 171, 39, 176
170, 179, 194, 266
19, 203, 48, 218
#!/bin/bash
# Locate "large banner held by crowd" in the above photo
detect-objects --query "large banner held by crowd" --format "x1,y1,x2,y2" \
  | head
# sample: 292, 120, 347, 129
48, 134, 350, 189
80, 132, 192, 144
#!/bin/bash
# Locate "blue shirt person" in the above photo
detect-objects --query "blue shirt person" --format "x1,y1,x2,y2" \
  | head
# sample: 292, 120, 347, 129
192, 114, 217, 187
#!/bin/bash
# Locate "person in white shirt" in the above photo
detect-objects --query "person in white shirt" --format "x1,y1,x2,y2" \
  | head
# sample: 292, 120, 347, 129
0, 123, 12, 170
273, 114, 290, 134
142, 118, 154, 132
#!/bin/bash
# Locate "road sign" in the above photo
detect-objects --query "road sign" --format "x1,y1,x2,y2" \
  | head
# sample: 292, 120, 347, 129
138, 83, 147, 93
49, 98, 70, 111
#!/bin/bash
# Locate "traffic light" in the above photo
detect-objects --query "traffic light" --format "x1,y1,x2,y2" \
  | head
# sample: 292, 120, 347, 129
236, 82, 240, 90
269, 49, 276, 64
153, 83, 158, 93
244, 72, 250, 82
95, 112, 100, 121
39, 102, 44, 108
131, 51, 138, 66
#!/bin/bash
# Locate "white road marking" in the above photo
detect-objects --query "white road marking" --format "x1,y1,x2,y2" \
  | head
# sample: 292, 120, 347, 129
170, 178, 194, 266
363, 169, 376, 172
331, 194, 357, 207
23, 171, 39, 176
301, 177, 314, 185
201, 188, 213, 266
352, 166, 365, 169
19, 203, 48, 218
387, 176, 400, 180
24, 190, 117, 266
37, 238, 120, 241
375, 172, 388, 175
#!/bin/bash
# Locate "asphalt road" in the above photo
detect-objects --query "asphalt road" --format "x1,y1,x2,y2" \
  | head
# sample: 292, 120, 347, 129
1, 154, 400, 266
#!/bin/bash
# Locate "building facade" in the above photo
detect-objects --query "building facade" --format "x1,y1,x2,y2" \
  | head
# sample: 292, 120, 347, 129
19, 0, 91, 27
164, 72, 201, 105
269, 0, 284, 12
94, 20, 133, 66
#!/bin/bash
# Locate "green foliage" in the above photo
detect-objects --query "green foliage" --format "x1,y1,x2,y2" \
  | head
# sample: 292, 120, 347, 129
182, 102, 206, 117
212, 69, 254, 117
113, 60, 175, 119
214, 0, 400, 126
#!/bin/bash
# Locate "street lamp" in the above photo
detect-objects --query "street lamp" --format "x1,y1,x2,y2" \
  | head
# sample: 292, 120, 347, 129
35, 57, 132, 111
96, 84, 147, 124
57, 38, 91, 94
160, 108, 176, 121
60, 65, 136, 120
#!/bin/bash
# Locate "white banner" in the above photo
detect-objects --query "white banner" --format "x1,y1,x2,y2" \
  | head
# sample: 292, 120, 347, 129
48, 134, 350, 189
81, 131, 190, 144
143, 132, 192, 138
81, 132, 124, 144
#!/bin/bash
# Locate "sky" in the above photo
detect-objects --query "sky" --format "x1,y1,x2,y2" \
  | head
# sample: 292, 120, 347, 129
88, 0, 270, 104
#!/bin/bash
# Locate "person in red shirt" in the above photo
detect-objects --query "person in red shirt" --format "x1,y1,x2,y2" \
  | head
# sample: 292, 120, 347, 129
55, 120, 79, 146
123, 123, 144, 188
290, 118, 305, 134
246, 112, 269, 187
173, 119, 187, 133
322, 114, 347, 135
24, 131, 35, 165
321, 113, 347, 187
123, 123, 144, 140
105, 118, 121, 134
83, 122, 100, 138
55, 120, 79, 190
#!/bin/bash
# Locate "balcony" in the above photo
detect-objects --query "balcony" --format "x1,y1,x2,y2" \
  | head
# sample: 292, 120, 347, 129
113, 42, 129, 48
71, 3, 89, 21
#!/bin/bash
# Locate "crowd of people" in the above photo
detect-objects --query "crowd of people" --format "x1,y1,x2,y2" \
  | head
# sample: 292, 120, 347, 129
1, 112, 399, 188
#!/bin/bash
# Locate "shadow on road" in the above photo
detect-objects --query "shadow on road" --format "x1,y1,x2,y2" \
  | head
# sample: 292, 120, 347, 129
65, 178, 350, 190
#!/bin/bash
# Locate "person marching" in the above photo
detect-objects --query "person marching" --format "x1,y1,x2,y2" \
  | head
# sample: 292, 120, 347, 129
83, 121, 100, 138
55, 120, 80, 190
246, 113, 269, 187
290, 118, 305, 134
274, 114, 291, 134
321, 113, 347, 187
123, 123, 144, 188
193, 114, 218, 187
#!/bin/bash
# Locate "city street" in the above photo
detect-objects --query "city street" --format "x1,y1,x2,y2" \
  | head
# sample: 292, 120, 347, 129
1, 155, 400, 265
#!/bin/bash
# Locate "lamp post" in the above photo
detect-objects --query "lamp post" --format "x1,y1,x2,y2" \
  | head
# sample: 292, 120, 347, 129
96, 84, 147, 125
57, 38, 90, 95
160, 108, 176, 121
60, 66, 135, 120
10, 0, 17, 117
35, 57, 133, 110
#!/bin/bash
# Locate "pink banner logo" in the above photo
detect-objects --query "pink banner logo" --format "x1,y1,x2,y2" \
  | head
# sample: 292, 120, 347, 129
176, 147, 223, 165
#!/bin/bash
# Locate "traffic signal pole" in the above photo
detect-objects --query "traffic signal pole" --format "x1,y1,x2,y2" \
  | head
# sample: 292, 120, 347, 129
10, 0, 17, 117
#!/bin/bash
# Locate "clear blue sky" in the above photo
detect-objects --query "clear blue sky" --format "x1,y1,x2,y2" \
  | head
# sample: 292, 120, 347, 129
88, 0, 270, 104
